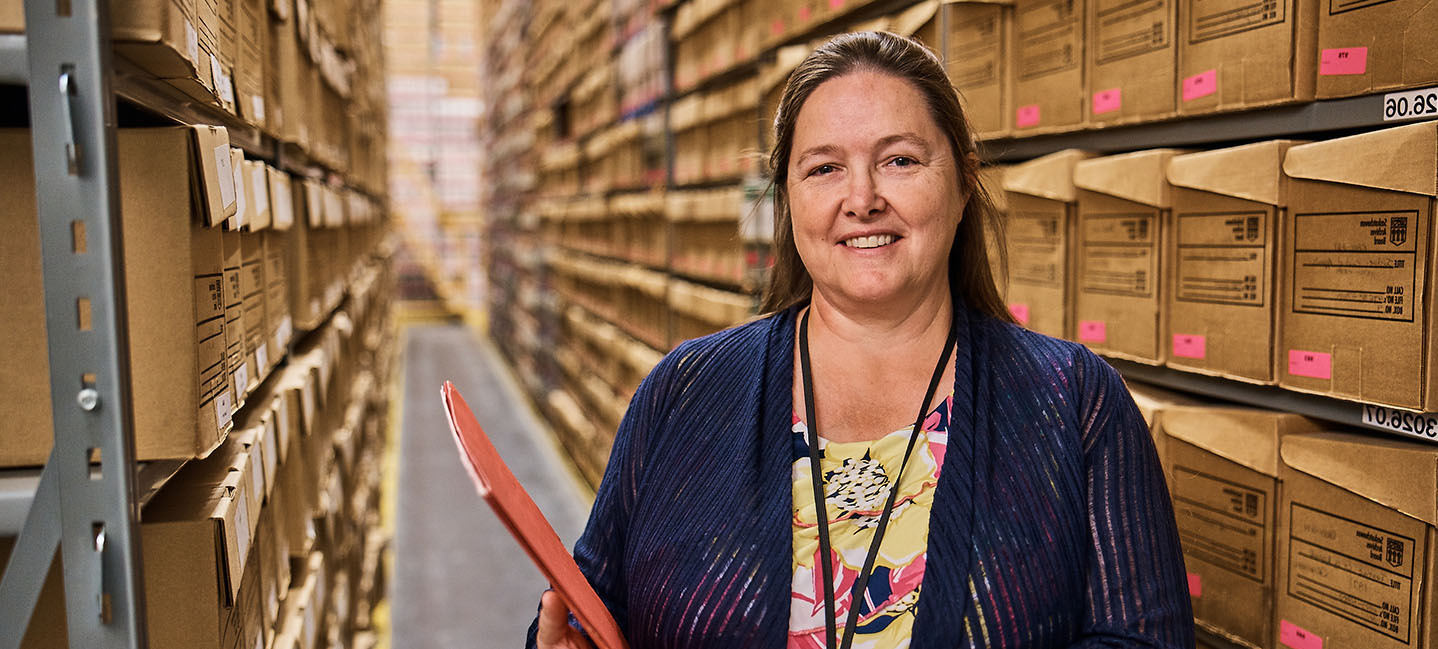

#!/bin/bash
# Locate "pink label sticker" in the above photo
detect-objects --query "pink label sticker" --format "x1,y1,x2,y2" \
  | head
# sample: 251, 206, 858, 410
1187, 573, 1202, 598
1280, 620, 1323, 649
1172, 334, 1206, 359
1016, 104, 1041, 128
1009, 303, 1030, 326
829, 0, 844, 8
1319, 47, 1368, 75
798, 5, 811, 22
1078, 320, 1107, 343
1288, 350, 1332, 380
1093, 88, 1122, 115
1183, 69, 1218, 102
770, 19, 784, 36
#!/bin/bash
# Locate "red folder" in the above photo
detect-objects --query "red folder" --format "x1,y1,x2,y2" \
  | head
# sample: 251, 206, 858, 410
441, 381, 628, 649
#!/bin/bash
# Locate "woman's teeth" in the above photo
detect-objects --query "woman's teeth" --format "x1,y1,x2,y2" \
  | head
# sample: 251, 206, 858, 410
843, 234, 895, 249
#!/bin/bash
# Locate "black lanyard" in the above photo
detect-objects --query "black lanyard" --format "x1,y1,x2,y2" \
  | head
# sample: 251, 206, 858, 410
798, 308, 957, 649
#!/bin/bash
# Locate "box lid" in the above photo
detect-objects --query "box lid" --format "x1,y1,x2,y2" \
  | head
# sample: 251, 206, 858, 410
1167, 140, 1302, 206
1283, 121, 1438, 197
1282, 432, 1438, 526
1163, 406, 1321, 476
1003, 149, 1094, 202
1125, 379, 1208, 427
1074, 149, 1183, 207
191, 125, 239, 226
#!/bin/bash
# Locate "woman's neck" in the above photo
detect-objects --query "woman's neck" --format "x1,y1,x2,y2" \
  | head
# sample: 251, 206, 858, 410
805, 287, 954, 360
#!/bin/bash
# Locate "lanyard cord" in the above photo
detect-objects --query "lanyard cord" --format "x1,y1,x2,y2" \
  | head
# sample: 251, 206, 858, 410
799, 308, 957, 649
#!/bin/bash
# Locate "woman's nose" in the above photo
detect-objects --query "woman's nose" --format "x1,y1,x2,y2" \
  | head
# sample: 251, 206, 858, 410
841, 168, 885, 219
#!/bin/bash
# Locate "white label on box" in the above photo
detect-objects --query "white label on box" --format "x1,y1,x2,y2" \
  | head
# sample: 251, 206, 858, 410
251, 95, 266, 123
262, 417, 278, 487
1360, 404, 1438, 440
209, 53, 223, 91
273, 176, 293, 228
214, 145, 237, 209
249, 446, 266, 503
215, 390, 234, 430
1382, 86, 1438, 122
278, 315, 293, 349
185, 21, 199, 65
231, 159, 247, 228
275, 393, 291, 447
255, 344, 268, 371
234, 492, 251, 563
251, 167, 270, 216
233, 366, 249, 395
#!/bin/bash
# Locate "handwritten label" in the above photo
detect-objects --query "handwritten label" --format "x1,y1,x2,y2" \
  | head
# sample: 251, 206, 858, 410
1279, 620, 1323, 649
1187, 573, 1201, 598
1319, 47, 1367, 76
1172, 334, 1206, 359
1093, 88, 1122, 115
214, 145, 237, 211
215, 390, 233, 430
1078, 320, 1107, 343
1009, 303, 1030, 325
1183, 69, 1217, 102
1287, 349, 1332, 380
1016, 104, 1041, 128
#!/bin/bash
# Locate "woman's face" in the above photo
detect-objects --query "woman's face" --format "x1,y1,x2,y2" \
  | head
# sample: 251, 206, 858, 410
786, 70, 966, 313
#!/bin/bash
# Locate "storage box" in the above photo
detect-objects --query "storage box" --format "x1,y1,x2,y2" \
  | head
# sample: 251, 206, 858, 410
1279, 122, 1437, 409
0, 132, 54, 468
1086, 0, 1176, 125
112, 0, 205, 86
234, 0, 268, 125
934, 0, 1013, 138
140, 428, 266, 649
999, 149, 1094, 339
265, 166, 295, 364
1163, 406, 1321, 649
1124, 379, 1206, 475
0, 127, 244, 464
1072, 149, 1180, 363
1177, 0, 1317, 116
1277, 432, 1438, 649
1316, 0, 1438, 99
0, 1, 20, 33
1011, 0, 1086, 134
1166, 140, 1300, 384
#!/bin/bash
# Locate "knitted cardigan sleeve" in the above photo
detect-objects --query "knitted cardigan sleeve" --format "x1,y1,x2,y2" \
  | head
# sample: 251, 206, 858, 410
1069, 351, 1194, 648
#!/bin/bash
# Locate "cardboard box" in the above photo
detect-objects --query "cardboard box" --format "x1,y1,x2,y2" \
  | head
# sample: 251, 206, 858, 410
1279, 122, 1437, 409
1163, 406, 1322, 649
265, 166, 295, 365
0, 132, 55, 467
1086, 0, 1176, 125
1011, 0, 1086, 134
1000, 149, 1095, 339
1166, 140, 1300, 384
1073, 149, 1181, 363
1316, 0, 1438, 99
1277, 432, 1438, 649
0, 127, 247, 462
140, 427, 266, 649
268, 8, 311, 146
0, 536, 66, 648
0, 1, 20, 33
234, 0, 268, 125
1177, 0, 1317, 116
112, 0, 204, 84
938, 0, 1013, 138
273, 552, 327, 649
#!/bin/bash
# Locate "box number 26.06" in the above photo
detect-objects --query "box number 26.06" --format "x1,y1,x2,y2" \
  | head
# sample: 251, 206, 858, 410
1362, 404, 1438, 439
1382, 87, 1438, 122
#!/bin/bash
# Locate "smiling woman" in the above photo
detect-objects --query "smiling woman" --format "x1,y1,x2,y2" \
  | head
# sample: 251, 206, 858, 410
530, 31, 1193, 649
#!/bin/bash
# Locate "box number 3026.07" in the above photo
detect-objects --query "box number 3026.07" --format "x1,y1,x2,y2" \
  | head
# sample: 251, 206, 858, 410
1362, 404, 1438, 438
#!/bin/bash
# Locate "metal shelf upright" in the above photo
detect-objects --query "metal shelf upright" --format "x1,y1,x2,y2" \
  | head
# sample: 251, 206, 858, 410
0, 1, 149, 647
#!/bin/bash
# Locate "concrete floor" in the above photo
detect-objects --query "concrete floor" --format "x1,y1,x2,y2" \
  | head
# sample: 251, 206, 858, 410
390, 324, 590, 649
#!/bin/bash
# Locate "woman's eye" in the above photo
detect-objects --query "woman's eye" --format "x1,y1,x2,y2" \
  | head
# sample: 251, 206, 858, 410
810, 164, 837, 176
889, 156, 917, 167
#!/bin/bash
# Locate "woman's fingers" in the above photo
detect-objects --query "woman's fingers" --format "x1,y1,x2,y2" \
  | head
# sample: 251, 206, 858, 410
536, 590, 574, 648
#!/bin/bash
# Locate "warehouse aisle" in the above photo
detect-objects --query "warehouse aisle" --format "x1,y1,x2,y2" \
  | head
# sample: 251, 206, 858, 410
392, 324, 592, 648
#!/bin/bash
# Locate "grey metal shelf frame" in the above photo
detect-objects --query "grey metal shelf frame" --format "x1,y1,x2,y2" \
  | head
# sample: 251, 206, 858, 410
0, 1, 148, 647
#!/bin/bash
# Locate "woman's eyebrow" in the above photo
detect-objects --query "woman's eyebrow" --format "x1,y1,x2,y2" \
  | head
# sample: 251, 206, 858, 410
794, 144, 842, 167
875, 133, 931, 153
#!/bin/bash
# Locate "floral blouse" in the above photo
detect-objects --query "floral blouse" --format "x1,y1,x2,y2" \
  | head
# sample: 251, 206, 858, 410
789, 393, 953, 649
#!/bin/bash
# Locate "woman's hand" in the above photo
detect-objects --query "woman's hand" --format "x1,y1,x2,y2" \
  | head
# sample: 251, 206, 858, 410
536, 590, 595, 649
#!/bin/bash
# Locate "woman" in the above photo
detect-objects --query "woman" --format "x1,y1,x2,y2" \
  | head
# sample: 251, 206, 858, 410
532, 31, 1192, 649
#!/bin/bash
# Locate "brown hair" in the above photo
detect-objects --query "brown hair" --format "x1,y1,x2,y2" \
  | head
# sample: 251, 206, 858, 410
759, 30, 1012, 323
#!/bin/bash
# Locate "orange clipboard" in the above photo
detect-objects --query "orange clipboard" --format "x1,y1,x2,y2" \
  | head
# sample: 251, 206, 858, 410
441, 381, 628, 649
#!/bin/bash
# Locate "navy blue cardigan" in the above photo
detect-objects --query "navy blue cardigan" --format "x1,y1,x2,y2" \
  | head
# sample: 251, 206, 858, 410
528, 304, 1193, 648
